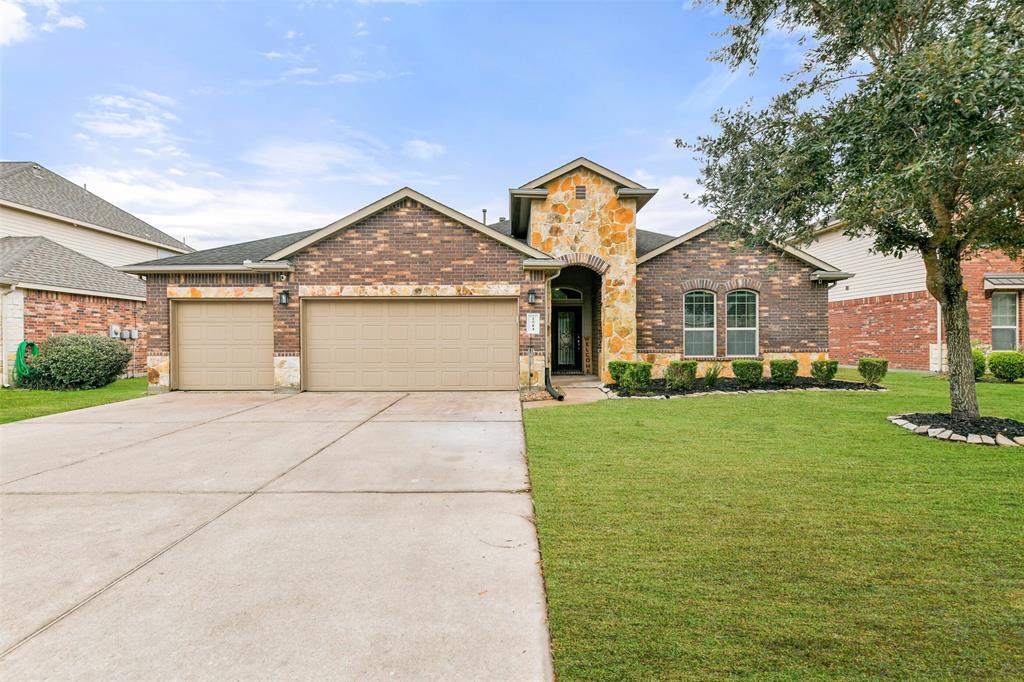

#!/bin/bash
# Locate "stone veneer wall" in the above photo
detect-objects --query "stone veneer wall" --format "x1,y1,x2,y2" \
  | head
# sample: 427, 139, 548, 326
528, 168, 637, 382
636, 226, 830, 377
23, 289, 146, 377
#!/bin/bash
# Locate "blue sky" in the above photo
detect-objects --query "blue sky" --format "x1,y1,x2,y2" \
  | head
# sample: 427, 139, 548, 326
2, 1, 803, 250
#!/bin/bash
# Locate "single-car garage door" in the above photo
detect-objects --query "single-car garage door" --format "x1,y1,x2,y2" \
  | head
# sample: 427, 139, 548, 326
174, 301, 273, 390
303, 298, 518, 391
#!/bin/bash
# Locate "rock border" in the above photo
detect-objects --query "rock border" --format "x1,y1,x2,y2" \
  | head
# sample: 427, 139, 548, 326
888, 415, 1024, 447
604, 385, 887, 400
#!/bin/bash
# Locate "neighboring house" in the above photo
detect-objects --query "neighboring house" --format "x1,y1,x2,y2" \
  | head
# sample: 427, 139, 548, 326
0, 162, 192, 384
124, 158, 849, 394
805, 224, 1024, 371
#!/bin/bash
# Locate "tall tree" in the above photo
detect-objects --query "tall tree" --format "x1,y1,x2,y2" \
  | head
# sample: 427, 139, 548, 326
683, 0, 1024, 419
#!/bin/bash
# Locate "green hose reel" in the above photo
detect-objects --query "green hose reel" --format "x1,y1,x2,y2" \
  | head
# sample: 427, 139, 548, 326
14, 340, 38, 381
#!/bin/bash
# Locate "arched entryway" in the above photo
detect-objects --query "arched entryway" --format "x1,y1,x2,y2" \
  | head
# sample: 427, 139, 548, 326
550, 265, 602, 376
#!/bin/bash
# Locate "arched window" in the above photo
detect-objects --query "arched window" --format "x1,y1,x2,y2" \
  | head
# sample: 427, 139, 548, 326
684, 291, 716, 357
552, 287, 583, 301
726, 290, 758, 357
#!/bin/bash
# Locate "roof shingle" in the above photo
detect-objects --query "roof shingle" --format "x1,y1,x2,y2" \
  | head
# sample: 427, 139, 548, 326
0, 236, 146, 299
127, 229, 318, 267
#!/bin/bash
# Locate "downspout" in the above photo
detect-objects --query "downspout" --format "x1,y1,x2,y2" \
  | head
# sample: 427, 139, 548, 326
543, 276, 563, 400
1, 284, 16, 388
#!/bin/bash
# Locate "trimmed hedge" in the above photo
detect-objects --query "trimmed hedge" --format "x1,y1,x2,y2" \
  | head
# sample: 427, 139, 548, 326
731, 359, 764, 388
972, 349, 987, 380
857, 357, 889, 386
664, 360, 697, 391
619, 362, 653, 392
810, 360, 839, 384
608, 360, 631, 384
988, 351, 1024, 382
769, 359, 799, 386
18, 334, 132, 390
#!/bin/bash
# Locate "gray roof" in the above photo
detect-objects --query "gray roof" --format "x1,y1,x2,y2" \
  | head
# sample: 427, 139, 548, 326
0, 162, 191, 253
127, 229, 318, 267
0, 236, 146, 299
636, 228, 677, 257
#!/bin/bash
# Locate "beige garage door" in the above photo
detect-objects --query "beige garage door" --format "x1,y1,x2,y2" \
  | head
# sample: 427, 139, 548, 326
303, 298, 518, 391
174, 301, 273, 390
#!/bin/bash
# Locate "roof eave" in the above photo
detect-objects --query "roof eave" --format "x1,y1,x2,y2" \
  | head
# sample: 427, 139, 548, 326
119, 262, 295, 274
509, 188, 548, 238
616, 187, 658, 211
809, 270, 854, 281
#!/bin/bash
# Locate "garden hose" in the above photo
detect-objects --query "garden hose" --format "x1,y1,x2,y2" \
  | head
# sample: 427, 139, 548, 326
14, 340, 38, 380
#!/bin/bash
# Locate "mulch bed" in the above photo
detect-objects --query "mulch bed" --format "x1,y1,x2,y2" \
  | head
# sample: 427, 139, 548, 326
898, 412, 1024, 441
609, 376, 882, 397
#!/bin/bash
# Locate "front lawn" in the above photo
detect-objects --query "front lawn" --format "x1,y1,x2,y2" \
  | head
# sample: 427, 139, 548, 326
525, 370, 1024, 680
0, 377, 148, 424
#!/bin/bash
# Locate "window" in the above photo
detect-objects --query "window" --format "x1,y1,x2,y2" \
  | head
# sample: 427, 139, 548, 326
684, 291, 716, 357
726, 290, 758, 356
992, 292, 1019, 350
552, 287, 583, 301
575, 185, 586, 199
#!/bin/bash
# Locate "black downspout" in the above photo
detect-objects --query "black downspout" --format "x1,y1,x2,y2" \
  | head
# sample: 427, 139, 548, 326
544, 367, 564, 401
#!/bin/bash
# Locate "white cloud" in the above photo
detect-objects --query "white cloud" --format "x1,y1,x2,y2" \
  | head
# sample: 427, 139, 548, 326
632, 171, 715, 236
77, 94, 175, 139
285, 67, 318, 77
0, 1, 31, 45
285, 30, 300, 40
680, 66, 743, 110
41, 13, 84, 31
403, 139, 445, 161
259, 51, 284, 59
241, 141, 376, 175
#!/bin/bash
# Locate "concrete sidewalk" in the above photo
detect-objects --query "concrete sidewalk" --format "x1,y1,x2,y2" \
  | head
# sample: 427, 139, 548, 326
0, 391, 552, 681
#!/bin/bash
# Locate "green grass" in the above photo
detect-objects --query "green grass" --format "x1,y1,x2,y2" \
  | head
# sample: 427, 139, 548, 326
0, 377, 148, 424
525, 370, 1024, 680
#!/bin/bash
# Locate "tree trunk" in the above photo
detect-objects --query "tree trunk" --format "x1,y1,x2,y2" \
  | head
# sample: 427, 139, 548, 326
926, 252, 981, 420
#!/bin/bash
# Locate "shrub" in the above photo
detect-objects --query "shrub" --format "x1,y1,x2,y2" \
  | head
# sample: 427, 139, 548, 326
732, 359, 764, 388
664, 360, 697, 391
17, 334, 132, 390
769, 359, 799, 386
857, 357, 889, 386
810, 360, 839, 384
619, 362, 653, 392
608, 360, 631, 384
988, 351, 1024, 382
703, 361, 724, 388
972, 348, 987, 380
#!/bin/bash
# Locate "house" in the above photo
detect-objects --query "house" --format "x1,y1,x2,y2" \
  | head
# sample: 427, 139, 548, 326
0, 162, 192, 384
805, 224, 1024, 371
124, 158, 849, 394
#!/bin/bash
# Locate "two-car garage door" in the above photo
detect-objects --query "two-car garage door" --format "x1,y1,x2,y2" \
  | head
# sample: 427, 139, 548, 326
303, 299, 518, 391
172, 298, 517, 391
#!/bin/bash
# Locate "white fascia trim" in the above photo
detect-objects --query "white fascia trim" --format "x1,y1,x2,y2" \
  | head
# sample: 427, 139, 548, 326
519, 157, 647, 191
266, 187, 550, 261
16, 281, 145, 301
810, 270, 854, 281
0, 199, 190, 254
636, 219, 720, 264
523, 259, 563, 271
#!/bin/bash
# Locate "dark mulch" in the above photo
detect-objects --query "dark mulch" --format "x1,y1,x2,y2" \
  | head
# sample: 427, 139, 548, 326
610, 376, 881, 397
901, 412, 1024, 439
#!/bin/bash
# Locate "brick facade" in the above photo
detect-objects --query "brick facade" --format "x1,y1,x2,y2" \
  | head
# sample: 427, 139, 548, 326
23, 289, 146, 376
636, 226, 830, 357
828, 251, 1023, 370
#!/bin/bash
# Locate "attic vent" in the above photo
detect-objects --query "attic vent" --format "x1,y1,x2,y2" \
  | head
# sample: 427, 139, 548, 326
575, 185, 586, 199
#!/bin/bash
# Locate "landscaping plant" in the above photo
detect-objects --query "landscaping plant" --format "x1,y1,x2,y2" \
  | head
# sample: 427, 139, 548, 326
731, 359, 764, 388
608, 360, 631, 385
988, 351, 1024, 383
769, 359, 798, 386
972, 348, 987, 380
857, 357, 889, 387
619, 362, 653, 393
703, 361, 723, 388
810, 360, 839, 385
664, 360, 697, 391
17, 334, 132, 390
682, 0, 1024, 419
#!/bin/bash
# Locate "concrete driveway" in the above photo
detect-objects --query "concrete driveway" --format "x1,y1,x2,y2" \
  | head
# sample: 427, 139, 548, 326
0, 391, 552, 681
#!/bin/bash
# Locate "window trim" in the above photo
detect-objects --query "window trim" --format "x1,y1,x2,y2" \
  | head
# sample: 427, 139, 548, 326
683, 290, 717, 358
725, 289, 759, 358
992, 291, 1019, 351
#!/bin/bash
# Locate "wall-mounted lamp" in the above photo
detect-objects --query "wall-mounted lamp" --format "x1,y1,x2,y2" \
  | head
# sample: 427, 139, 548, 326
527, 289, 537, 305
278, 290, 290, 305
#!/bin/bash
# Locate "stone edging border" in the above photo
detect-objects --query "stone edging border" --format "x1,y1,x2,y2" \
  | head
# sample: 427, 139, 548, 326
888, 415, 1024, 447
604, 386, 887, 400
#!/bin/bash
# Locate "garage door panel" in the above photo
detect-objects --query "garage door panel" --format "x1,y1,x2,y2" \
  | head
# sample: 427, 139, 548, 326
303, 299, 517, 391
174, 302, 273, 391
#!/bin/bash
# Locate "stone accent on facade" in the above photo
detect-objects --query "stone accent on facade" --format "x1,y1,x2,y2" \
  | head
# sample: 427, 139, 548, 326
636, 225, 830, 360
273, 355, 300, 392
297, 284, 521, 298
147, 354, 170, 393
166, 285, 274, 299
528, 168, 637, 381
638, 350, 828, 379
22, 288, 146, 377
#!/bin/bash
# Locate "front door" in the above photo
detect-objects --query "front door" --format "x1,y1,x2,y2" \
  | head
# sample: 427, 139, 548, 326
552, 308, 582, 372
